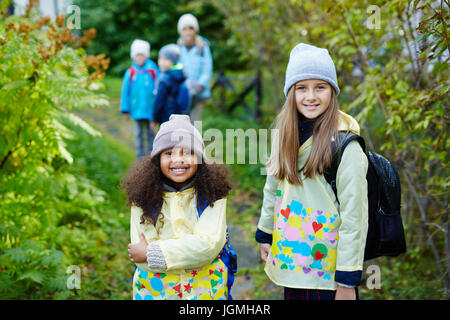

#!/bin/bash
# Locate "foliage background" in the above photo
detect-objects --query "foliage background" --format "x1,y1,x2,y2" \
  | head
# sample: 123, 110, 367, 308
0, 0, 448, 299
72, 0, 248, 76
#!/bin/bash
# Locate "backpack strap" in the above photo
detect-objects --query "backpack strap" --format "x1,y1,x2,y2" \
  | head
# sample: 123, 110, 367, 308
128, 66, 137, 87
128, 66, 157, 87
196, 193, 209, 217
146, 69, 156, 80
323, 131, 366, 203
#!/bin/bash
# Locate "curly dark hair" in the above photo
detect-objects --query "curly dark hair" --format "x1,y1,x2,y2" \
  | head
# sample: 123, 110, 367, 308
120, 154, 231, 224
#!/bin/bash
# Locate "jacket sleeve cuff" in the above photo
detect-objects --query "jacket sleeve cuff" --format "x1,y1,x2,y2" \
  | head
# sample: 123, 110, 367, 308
255, 228, 273, 244
146, 242, 167, 270
336, 282, 356, 288
334, 270, 362, 287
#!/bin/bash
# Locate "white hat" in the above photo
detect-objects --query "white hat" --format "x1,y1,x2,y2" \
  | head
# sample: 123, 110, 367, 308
177, 13, 199, 34
130, 39, 150, 59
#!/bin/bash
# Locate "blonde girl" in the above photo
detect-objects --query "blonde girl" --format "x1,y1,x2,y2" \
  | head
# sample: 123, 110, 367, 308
256, 43, 368, 300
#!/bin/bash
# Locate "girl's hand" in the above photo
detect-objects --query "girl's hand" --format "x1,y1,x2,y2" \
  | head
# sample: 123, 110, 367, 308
335, 286, 356, 300
259, 243, 271, 262
128, 233, 148, 263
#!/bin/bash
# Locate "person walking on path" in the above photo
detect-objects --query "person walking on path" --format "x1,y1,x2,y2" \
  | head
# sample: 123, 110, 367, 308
123, 114, 232, 300
177, 13, 213, 123
152, 44, 190, 127
120, 39, 159, 159
255, 43, 368, 300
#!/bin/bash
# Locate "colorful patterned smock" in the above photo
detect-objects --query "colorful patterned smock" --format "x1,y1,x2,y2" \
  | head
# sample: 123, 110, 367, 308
130, 187, 228, 300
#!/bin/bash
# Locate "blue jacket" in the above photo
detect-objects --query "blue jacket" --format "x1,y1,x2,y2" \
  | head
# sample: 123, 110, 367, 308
153, 65, 190, 124
120, 59, 159, 121
178, 36, 213, 99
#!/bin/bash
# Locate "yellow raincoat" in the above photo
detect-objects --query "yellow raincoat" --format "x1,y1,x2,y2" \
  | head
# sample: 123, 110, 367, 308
258, 111, 368, 290
130, 187, 228, 299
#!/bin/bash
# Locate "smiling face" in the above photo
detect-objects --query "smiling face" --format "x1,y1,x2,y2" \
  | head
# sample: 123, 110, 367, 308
160, 147, 198, 186
294, 79, 333, 120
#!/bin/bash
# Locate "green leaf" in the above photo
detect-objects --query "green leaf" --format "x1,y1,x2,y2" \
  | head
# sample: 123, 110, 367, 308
41, 250, 64, 267
18, 270, 44, 284
64, 113, 101, 137
1, 80, 29, 91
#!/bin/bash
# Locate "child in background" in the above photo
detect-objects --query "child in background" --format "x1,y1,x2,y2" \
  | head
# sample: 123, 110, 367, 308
152, 44, 190, 127
123, 114, 232, 300
255, 43, 368, 300
120, 39, 159, 158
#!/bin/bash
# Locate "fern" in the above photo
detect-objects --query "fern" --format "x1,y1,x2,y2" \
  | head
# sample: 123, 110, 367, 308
0, 9, 119, 299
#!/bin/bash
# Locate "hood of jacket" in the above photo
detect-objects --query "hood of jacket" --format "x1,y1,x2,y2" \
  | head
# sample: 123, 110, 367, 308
167, 67, 186, 83
337, 110, 360, 134
161, 65, 186, 85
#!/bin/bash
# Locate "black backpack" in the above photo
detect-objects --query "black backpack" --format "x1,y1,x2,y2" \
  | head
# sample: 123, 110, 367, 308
324, 131, 406, 261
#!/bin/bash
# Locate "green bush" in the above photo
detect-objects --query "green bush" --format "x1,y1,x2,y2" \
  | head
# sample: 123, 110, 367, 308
0, 9, 132, 299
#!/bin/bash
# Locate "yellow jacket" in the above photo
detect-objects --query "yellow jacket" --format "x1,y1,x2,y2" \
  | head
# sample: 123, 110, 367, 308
258, 111, 368, 290
130, 187, 228, 299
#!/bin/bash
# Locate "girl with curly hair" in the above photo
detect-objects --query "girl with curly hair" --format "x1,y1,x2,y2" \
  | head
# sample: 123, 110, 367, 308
123, 114, 231, 300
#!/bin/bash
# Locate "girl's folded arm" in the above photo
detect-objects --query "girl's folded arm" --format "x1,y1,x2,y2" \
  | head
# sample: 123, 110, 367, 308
148, 198, 227, 271
130, 206, 159, 272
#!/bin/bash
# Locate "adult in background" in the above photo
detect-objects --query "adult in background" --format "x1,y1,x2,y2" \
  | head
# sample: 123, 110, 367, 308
177, 13, 213, 123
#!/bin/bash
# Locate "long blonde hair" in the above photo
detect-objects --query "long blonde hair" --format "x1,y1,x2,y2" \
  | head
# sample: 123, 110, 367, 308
266, 86, 339, 185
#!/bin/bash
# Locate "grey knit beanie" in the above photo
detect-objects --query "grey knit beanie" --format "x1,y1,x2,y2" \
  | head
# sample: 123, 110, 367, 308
283, 43, 340, 96
159, 44, 181, 64
150, 114, 206, 162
